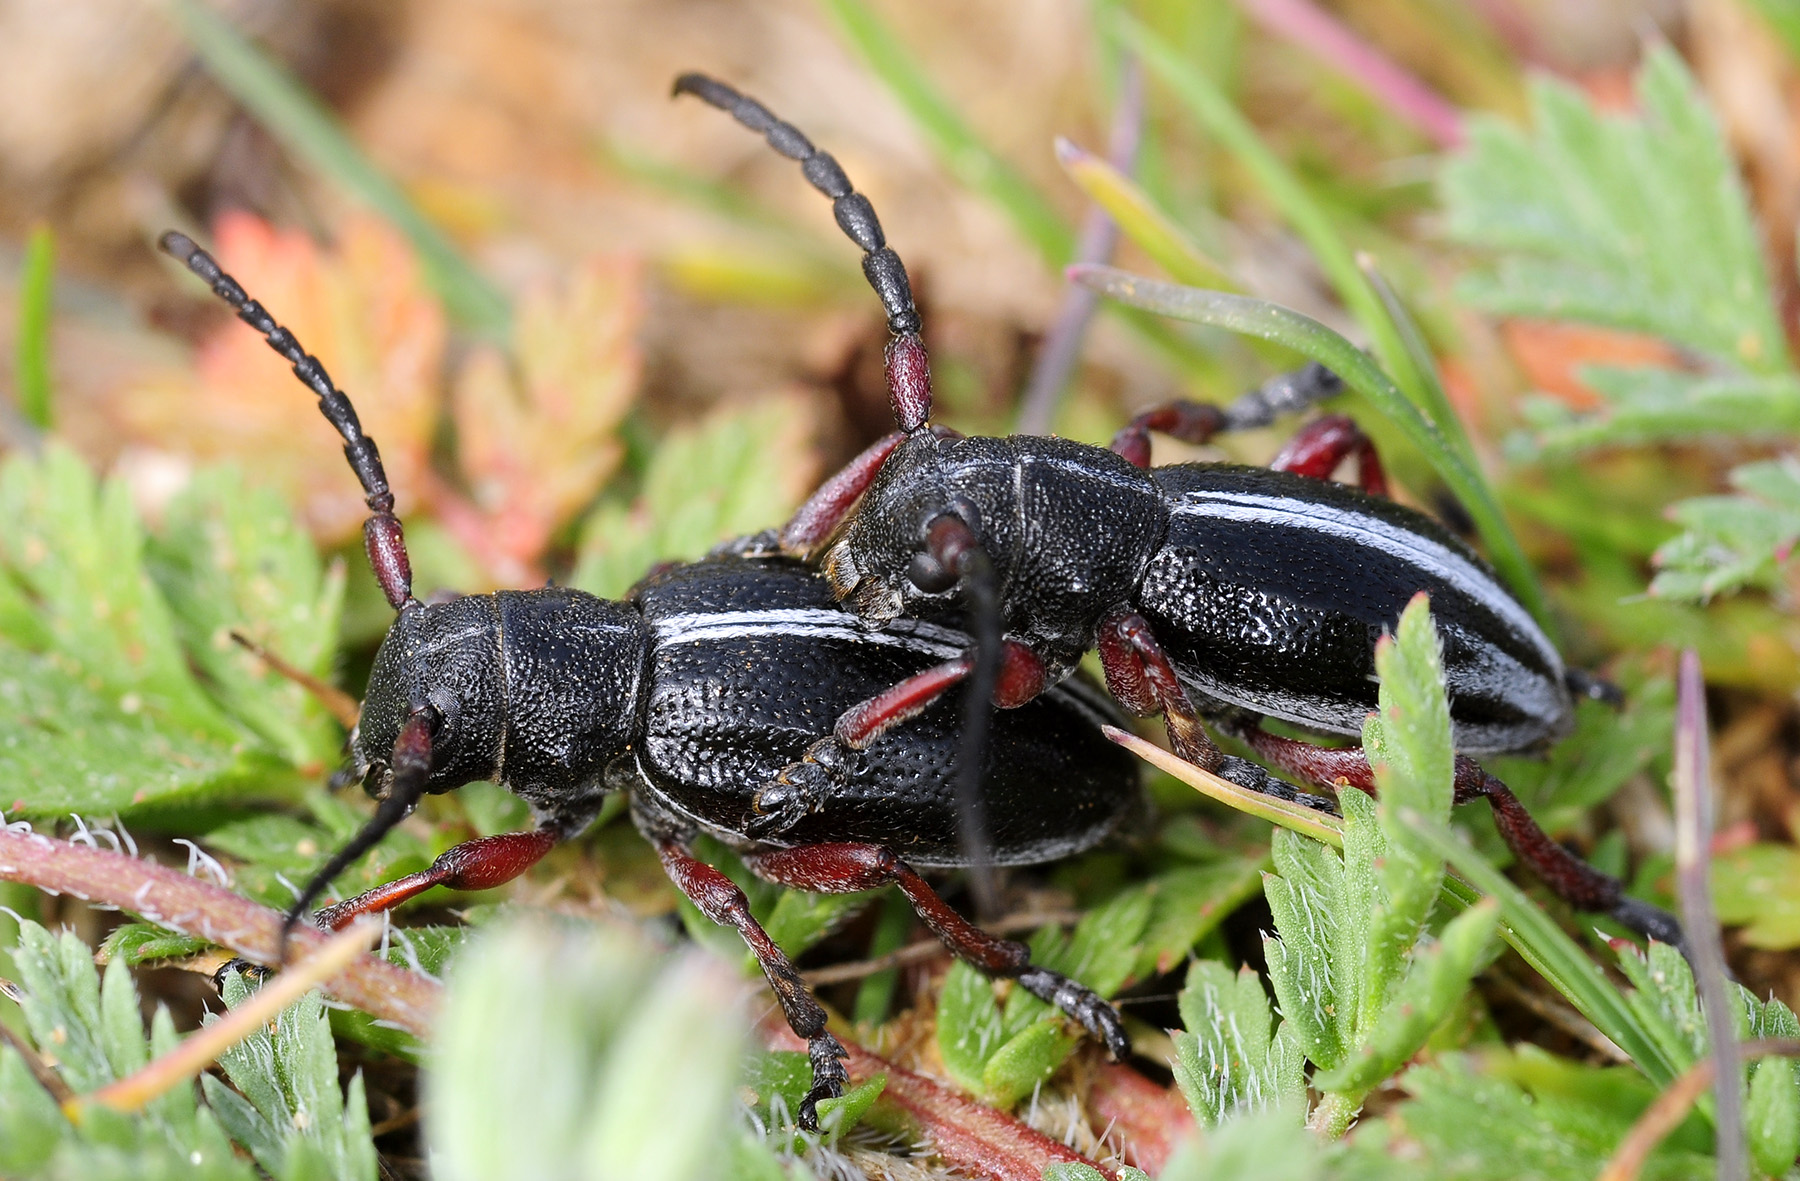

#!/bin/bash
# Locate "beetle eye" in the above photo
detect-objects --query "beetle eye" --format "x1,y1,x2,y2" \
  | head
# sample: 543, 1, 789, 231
906, 551, 958, 593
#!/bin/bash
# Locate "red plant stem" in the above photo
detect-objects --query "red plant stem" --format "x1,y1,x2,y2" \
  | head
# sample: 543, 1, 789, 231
1087, 1060, 1194, 1173
764, 1020, 1115, 1180
0, 828, 440, 1037
1238, 0, 1464, 149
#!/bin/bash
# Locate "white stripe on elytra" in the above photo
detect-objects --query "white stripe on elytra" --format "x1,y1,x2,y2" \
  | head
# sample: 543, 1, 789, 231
1167, 488, 1559, 670
652, 608, 969, 660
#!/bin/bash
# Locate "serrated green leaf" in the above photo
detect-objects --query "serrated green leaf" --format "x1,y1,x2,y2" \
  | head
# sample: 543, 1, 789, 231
145, 468, 344, 769
1652, 455, 1800, 601
0, 448, 336, 817
1364, 596, 1454, 1022
1529, 369, 1800, 455
1396, 1051, 1712, 1181
1261, 828, 1349, 1069
1611, 940, 1705, 1068
1443, 47, 1787, 373
1314, 901, 1497, 1097
573, 398, 817, 599
1173, 960, 1305, 1126
210, 970, 376, 1181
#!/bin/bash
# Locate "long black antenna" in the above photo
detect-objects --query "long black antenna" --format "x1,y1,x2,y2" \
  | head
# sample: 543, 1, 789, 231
158, 231, 416, 612
673, 73, 935, 433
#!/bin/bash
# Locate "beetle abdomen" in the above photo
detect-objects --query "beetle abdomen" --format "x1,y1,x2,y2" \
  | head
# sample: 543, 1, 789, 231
630, 557, 1137, 865
1142, 465, 1570, 752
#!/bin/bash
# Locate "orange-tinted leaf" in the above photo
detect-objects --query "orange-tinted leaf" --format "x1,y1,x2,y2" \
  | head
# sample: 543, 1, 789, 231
448, 255, 642, 581
130, 212, 443, 543
1501, 319, 1680, 410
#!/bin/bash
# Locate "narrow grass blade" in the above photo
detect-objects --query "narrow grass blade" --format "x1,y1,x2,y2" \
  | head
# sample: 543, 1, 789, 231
1071, 268, 1549, 626
167, 0, 510, 336
1055, 137, 1237, 289
1104, 726, 1344, 845
818, 0, 1073, 266
1396, 808, 1683, 1086
1108, 11, 1424, 405
1361, 257, 1479, 474
14, 225, 53, 430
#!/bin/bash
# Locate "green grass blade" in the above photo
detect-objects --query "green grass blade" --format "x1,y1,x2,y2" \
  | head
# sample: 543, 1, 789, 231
1055, 137, 1237, 289
818, 0, 1074, 267
1361, 258, 1479, 474
1071, 268, 1550, 626
166, 0, 510, 336
1397, 809, 1684, 1086
14, 225, 53, 431
1108, 11, 1424, 405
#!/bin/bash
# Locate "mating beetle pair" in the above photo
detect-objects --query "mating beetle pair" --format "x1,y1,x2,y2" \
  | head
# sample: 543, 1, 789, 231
162, 71, 1681, 1129
675, 73, 1682, 953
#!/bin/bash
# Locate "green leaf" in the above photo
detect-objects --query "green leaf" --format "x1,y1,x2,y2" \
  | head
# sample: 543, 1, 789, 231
937, 959, 1006, 1094
1313, 900, 1498, 1097
1395, 1050, 1712, 1181
1746, 1054, 1800, 1178
1133, 856, 1268, 980
980, 1019, 1077, 1107
1363, 596, 1455, 1021
1443, 47, 1788, 373
206, 970, 377, 1181
145, 468, 344, 769
1172, 960, 1305, 1126
1714, 840, 1800, 948
165, 0, 510, 335
429, 919, 748, 1179
1262, 816, 1356, 1071
1396, 812, 1684, 1085
1526, 369, 1800, 455
1068, 270, 1550, 630
14, 225, 53, 431
0, 448, 343, 816
1156, 1104, 1329, 1181
573, 398, 817, 599
1651, 455, 1800, 602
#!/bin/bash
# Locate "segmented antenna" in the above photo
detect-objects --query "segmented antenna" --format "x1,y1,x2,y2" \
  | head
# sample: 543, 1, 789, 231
673, 73, 935, 433
158, 231, 416, 612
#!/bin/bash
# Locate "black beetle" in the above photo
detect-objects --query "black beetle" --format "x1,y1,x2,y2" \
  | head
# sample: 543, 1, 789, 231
159, 230, 1140, 1128
673, 74, 1683, 952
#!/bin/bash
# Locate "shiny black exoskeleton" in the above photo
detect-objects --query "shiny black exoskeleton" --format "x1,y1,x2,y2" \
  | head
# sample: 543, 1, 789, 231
677, 74, 1685, 953
160, 231, 1140, 1129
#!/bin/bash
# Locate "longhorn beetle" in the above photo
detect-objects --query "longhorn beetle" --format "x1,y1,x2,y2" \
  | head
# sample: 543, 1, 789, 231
158, 230, 1146, 1128
672, 73, 1685, 953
